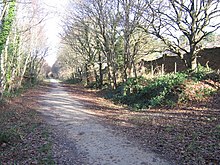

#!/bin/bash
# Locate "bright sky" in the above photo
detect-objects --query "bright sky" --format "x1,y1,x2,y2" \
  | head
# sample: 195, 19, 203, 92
43, 0, 69, 67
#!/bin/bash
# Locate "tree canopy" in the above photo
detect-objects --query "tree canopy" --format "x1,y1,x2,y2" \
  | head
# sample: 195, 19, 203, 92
55, 0, 220, 88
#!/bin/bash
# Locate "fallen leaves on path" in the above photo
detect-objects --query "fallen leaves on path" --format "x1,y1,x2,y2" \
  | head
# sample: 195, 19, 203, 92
0, 83, 54, 164
64, 83, 220, 165
1, 82, 219, 164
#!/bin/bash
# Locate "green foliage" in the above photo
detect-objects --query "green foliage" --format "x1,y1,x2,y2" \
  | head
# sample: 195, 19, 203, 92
140, 72, 187, 108
86, 81, 100, 89
121, 76, 149, 95
0, 131, 12, 143
109, 69, 219, 109
65, 78, 82, 84
195, 87, 216, 98
3, 89, 22, 98
111, 73, 188, 109
0, 1, 16, 54
3, 80, 39, 98
0, 127, 21, 144
190, 65, 216, 81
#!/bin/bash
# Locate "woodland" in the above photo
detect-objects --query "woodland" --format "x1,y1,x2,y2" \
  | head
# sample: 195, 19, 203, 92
0, 0, 50, 99
0, 0, 219, 97
0, 0, 220, 164
55, 0, 220, 88
53, 0, 220, 108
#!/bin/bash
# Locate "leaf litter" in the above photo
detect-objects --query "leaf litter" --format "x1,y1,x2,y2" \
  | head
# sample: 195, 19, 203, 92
0, 81, 219, 164
0, 83, 54, 164
64, 83, 220, 165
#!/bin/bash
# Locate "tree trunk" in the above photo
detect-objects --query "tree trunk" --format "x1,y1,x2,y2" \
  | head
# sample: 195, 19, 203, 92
191, 55, 197, 71
98, 52, 103, 88
93, 65, 98, 86
0, 35, 10, 96
186, 50, 198, 71
85, 63, 90, 85
107, 64, 112, 88
78, 67, 83, 81
18, 52, 31, 87
112, 65, 117, 89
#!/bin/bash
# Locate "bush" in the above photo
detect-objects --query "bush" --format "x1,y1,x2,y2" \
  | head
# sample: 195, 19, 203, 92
190, 65, 216, 81
111, 73, 188, 109
105, 68, 220, 109
65, 78, 82, 84
86, 81, 100, 89
0, 129, 21, 144
139, 72, 188, 107
3, 82, 37, 98
0, 131, 11, 143
116, 76, 149, 96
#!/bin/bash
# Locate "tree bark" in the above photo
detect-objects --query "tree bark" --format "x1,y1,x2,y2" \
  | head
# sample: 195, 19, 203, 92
98, 52, 103, 88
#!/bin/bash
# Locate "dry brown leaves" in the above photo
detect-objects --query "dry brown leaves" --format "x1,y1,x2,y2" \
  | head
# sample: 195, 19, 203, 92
1, 81, 219, 164
64, 83, 220, 165
0, 83, 54, 164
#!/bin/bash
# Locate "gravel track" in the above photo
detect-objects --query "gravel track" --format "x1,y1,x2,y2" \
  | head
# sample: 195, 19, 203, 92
38, 79, 171, 165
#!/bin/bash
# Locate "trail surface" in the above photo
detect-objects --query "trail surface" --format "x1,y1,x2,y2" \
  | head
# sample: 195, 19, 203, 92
38, 79, 171, 165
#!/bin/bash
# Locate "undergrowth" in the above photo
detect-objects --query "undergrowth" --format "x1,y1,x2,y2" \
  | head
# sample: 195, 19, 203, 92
108, 67, 219, 110
3, 80, 40, 98
64, 77, 82, 84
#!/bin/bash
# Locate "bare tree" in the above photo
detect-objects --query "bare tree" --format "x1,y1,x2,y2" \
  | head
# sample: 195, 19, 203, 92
61, 0, 122, 88
119, 0, 147, 80
58, 0, 169, 89
143, 0, 220, 70
14, 0, 49, 86
61, 13, 98, 84
83, 0, 121, 88
0, 0, 49, 97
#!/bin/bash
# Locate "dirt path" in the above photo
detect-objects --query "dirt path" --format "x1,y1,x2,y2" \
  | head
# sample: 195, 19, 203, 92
38, 79, 171, 165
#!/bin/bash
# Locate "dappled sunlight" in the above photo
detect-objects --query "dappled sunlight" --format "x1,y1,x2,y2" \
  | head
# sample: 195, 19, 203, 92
36, 81, 99, 129
35, 81, 170, 165
62, 83, 220, 130
59, 83, 220, 164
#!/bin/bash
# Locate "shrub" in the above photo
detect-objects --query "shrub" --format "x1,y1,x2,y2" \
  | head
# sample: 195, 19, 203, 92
0, 129, 20, 144
112, 73, 188, 109
0, 131, 11, 143
65, 78, 82, 84
106, 68, 219, 109
139, 72, 188, 107
190, 65, 216, 81
122, 76, 148, 95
